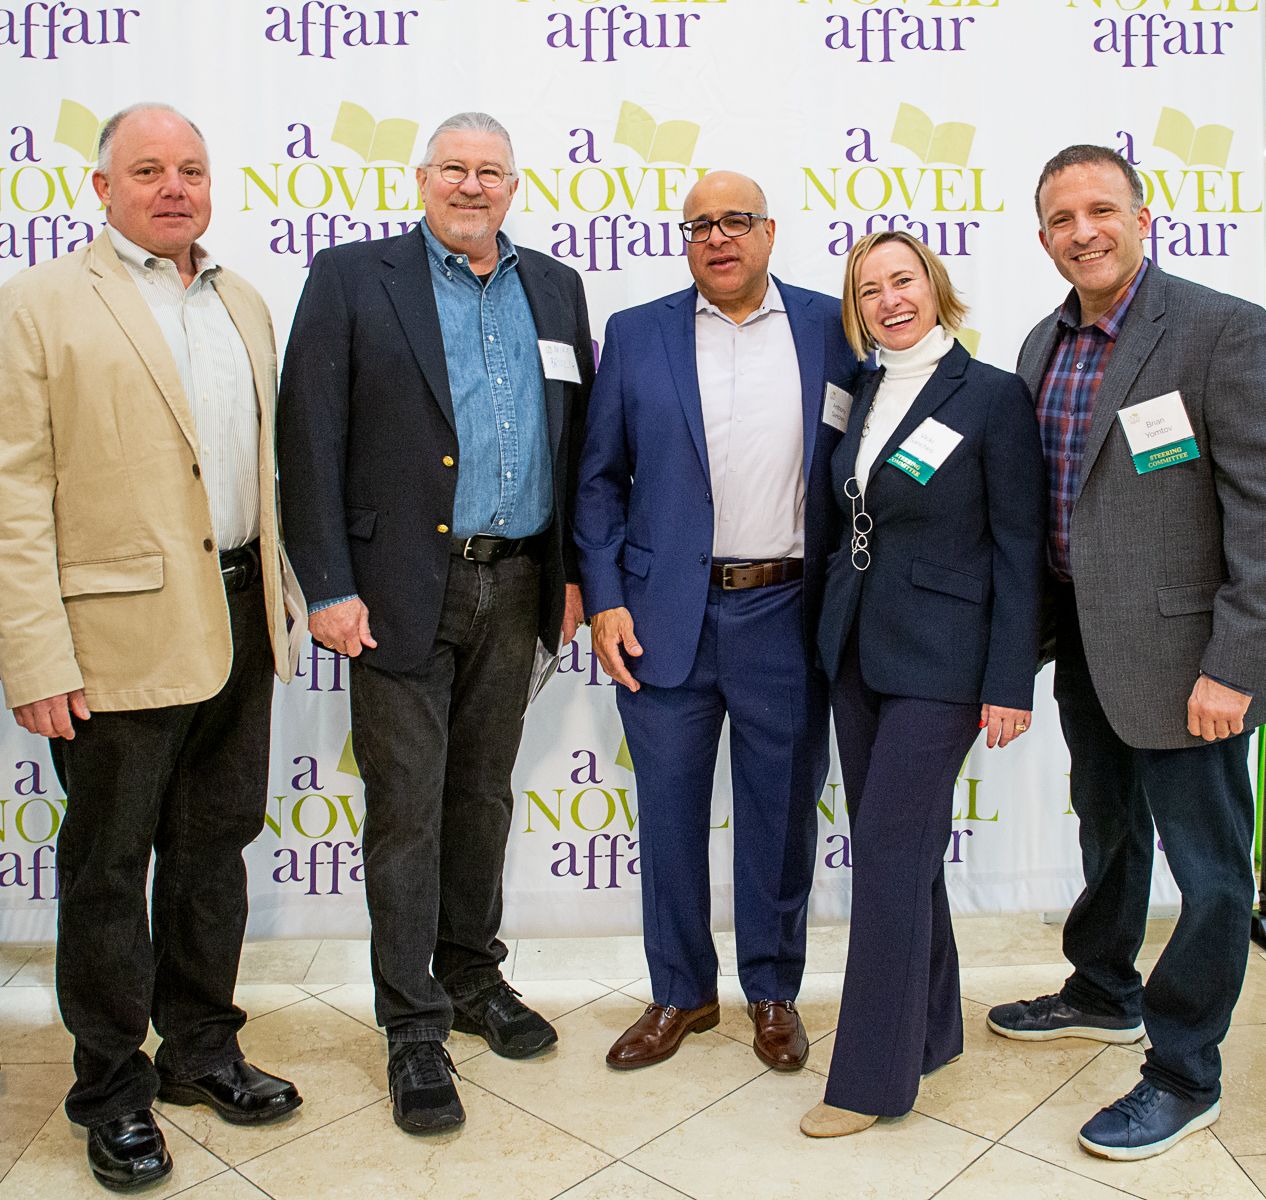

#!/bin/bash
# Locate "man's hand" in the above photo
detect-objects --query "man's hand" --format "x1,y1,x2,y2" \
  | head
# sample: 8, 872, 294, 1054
13, 689, 90, 740
1187, 674, 1251, 742
590, 606, 643, 692
980, 704, 1032, 750
561, 583, 585, 646
309, 598, 377, 658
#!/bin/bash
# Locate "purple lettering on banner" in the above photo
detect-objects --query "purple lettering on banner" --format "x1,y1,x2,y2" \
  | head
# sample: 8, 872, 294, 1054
544, 4, 702, 63
0, 4, 140, 61
262, 2, 420, 60
1090, 14, 1232, 68
823, 7, 975, 62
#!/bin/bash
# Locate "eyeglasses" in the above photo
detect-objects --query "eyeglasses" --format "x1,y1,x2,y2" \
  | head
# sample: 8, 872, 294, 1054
429, 161, 513, 189
843, 477, 872, 572
677, 212, 768, 243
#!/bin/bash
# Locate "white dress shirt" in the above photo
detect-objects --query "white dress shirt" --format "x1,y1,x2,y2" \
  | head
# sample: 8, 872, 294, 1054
696, 280, 805, 558
107, 226, 260, 549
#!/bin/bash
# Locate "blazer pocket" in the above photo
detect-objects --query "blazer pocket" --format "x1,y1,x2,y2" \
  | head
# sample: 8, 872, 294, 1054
1157, 578, 1221, 616
910, 557, 984, 604
59, 553, 164, 599
346, 506, 378, 540
619, 542, 653, 579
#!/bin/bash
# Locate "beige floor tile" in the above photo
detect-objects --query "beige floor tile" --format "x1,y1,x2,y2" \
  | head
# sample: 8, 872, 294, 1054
1236, 1154, 1266, 1193
959, 963, 1073, 1011
0, 1063, 75, 1177
237, 1085, 610, 1200
595, 979, 640, 992
554, 1162, 689, 1199
0, 987, 72, 1063
0, 1108, 225, 1200
713, 924, 850, 978
154, 997, 386, 1167
236, 940, 321, 985
1229, 954, 1266, 1027
952, 914, 1067, 968
935, 1144, 1134, 1200
6, 946, 53, 986
172, 1172, 274, 1199
1002, 1046, 1260, 1200
460, 992, 764, 1157
626, 1069, 989, 1200
1210, 1024, 1266, 1157
300, 939, 372, 987
0, 946, 34, 985
512, 935, 648, 982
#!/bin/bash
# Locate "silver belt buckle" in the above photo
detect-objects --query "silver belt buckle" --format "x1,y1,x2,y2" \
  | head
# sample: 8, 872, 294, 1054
461, 536, 478, 561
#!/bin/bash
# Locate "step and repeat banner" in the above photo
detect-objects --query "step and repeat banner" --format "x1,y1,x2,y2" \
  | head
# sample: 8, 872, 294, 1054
0, 0, 1263, 942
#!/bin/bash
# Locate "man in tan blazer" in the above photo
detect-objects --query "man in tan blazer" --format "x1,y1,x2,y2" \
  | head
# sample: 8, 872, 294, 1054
0, 104, 304, 1192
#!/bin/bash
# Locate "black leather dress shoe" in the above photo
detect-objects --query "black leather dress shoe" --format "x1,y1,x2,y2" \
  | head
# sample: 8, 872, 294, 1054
87, 1109, 172, 1191
157, 1059, 302, 1125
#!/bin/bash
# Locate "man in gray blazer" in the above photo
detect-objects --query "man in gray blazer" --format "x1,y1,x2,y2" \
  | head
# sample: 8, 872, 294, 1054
987, 145, 1266, 1161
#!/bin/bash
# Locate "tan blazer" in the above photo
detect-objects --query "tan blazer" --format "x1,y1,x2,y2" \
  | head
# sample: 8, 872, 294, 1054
0, 233, 302, 712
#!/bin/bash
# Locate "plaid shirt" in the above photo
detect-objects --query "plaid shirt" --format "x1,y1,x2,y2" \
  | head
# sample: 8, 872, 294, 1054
1036, 259, 1149, 580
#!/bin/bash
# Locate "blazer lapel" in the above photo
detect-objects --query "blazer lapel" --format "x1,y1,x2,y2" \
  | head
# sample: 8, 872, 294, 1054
837, 367, 883, 486
517, 256, 565, 455
381, 230, 456, 433
1018, 317, 1060, 400
660, 288, 710, 487
781, 277, 826, 486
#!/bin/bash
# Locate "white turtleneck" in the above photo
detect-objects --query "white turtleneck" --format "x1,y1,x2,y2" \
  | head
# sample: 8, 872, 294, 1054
854, 324, 956, 495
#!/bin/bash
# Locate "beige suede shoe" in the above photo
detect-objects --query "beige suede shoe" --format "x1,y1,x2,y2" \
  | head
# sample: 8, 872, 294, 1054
800, 1102, 878, 1137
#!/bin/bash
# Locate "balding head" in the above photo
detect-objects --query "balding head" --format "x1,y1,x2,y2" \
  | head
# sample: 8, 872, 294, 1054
681, 171, 775, 323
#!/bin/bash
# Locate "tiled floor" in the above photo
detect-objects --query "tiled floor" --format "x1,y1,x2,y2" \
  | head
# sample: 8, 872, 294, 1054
2, 918, 1265, 1199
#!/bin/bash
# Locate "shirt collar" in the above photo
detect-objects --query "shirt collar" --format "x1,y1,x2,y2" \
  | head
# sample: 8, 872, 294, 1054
419, 219, 518, 280
696, 277, 785, 324
106, 224, 218, 280
1057, 256, 1149, 338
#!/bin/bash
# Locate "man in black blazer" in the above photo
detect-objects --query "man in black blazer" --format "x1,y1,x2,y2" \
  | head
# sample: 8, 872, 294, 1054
277, 112, 593, 1134
988, 145, 1266, 1161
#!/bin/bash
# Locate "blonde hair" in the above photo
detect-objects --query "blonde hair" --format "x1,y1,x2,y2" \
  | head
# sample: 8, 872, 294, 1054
840, 231, 968, 359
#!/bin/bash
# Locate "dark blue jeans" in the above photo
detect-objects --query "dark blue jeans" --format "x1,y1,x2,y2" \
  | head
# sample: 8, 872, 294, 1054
52, 578, 274, 1127
1054, 584, 1254, 1104
350, 552, 540, 1043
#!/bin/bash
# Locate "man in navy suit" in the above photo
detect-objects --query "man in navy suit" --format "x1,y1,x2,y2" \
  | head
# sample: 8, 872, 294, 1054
576, 171, 862, 1071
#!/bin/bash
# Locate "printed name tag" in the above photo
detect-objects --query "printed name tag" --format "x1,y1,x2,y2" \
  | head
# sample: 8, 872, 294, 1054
538, 339, 581, 383
1117, 391, 1200, 474
886, 418, 963, 485
822, 382, 853, 433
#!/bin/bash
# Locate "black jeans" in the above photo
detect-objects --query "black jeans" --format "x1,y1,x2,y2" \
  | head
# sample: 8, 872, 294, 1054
350, 552, 540, 1043
52, 578, 275, 1127
1054, 584, 1255, 1104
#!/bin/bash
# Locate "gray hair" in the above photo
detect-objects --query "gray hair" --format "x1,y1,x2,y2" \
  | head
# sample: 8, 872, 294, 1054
421, 111, 516, 175
97, 103, 207, 174
1034, 144, 1144, 226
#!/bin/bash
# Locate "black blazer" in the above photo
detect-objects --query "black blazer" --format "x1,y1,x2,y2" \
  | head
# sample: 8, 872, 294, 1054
277, 227, 594, 673
817, 341, 1047, 709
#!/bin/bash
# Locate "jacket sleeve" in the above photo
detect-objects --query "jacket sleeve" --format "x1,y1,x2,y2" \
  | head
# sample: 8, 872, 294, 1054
561, 267, 596, 586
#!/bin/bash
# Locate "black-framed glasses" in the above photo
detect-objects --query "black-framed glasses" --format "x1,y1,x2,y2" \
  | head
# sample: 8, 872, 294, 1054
430, 161, 513, 189
678, 212, 768, 243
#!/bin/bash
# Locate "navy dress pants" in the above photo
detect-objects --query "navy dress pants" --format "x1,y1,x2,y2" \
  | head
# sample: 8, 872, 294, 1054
616, 576, 828, 1008
1053, 584, 1254, 1104
823, 634, 980, 1116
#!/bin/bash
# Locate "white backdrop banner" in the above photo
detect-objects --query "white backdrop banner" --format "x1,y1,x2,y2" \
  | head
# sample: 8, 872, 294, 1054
0, 0, 1263, 942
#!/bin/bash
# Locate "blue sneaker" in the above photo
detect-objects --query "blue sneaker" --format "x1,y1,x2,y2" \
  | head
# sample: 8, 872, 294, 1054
986, 993, 1143, 1043
1078, 1079, 1220, 1161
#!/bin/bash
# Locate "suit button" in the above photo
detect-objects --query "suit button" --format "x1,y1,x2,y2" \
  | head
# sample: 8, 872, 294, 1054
705, 491, 711, 502
698, 555, 707, 565
192, 463, 201, 479
442, 455, 455, 467
437, 523, 450, 534
203, 538, 214, 552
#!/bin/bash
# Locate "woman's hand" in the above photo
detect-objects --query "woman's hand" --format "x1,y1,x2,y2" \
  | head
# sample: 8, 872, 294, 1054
980, 704, 1031, 749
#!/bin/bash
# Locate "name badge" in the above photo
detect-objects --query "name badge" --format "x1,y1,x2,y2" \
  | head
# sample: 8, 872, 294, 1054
886, 417, 963, 486
1117, 391, 1200, 474
822, 382, 853, 433
538, 339, 581, 384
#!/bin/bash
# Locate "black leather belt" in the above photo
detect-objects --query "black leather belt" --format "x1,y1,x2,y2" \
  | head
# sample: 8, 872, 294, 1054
709, 558, 804, 590
220, 540, 261, 593
452, 534, 533, 564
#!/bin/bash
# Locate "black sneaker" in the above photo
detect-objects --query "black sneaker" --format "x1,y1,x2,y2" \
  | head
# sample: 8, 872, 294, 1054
388, 1042, 465, 1134
452, 981, 558, 1058
987, 993, 1144, 1043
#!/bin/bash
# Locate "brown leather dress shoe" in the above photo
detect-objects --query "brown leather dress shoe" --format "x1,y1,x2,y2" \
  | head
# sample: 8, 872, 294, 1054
747, 999, 809, 1070
606, 1000, 720, 1069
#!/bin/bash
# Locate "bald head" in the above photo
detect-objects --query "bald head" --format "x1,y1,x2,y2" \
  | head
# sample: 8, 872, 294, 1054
683, 171, 767, 223
682, 170, 775, 323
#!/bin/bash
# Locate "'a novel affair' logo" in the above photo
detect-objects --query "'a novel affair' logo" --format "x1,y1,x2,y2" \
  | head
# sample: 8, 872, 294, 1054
1067, 0, 1256, 69
524, 0, 718, 64
0, 3, 138, 60
797, 0, 1000, 62
263, 2, 427, 59
801, 103, 1004, 259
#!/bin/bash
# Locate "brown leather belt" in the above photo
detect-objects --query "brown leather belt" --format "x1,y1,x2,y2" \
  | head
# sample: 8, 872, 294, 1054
709, 558, 804, 590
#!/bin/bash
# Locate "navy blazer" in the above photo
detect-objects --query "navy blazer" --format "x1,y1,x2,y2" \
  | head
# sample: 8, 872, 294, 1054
575, 277, 863, 689
277, 227, 594, 674
817, 341, 1047, 709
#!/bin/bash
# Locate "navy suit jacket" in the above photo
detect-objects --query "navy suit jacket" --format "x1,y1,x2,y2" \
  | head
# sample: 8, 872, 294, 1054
817, 341, 1047, 710
575, 277, 863, 689
277, 227, 594, 674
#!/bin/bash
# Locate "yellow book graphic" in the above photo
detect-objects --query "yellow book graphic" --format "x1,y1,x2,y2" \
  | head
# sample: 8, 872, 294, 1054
614, 736, 635, 773
955, 328, 982, 359
891, 103, 975, 166
1153, 107, 1232, 168
331, 101, 419, 164
54, 99, 104, 161
613, 101, 700, 166
336, 730, 361, 779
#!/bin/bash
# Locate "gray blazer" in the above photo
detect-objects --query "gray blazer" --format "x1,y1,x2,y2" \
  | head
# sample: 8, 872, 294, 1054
1018, 262, 1266, 749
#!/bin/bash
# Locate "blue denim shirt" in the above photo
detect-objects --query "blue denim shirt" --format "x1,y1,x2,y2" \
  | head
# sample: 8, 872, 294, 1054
420, 220, 551, 540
